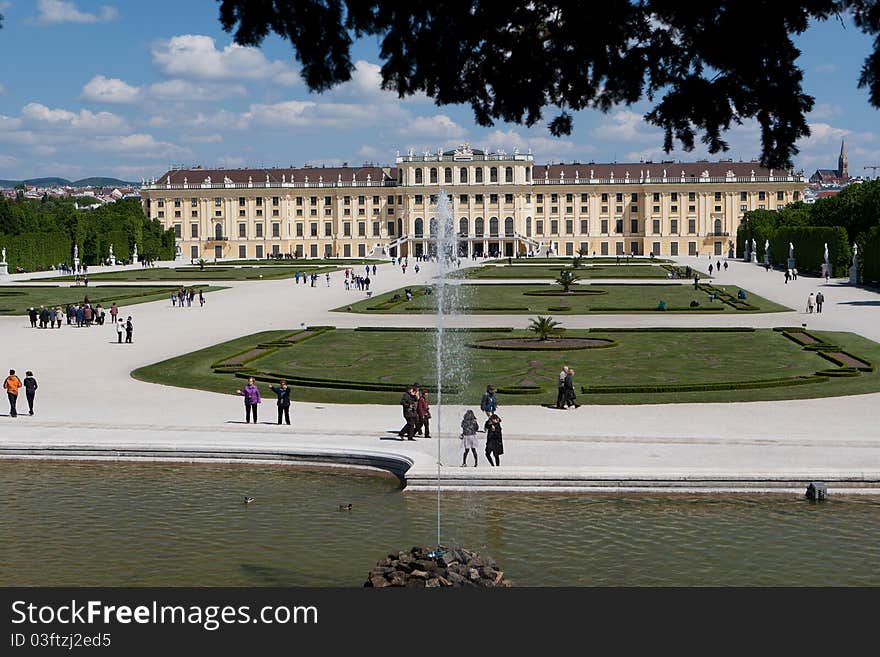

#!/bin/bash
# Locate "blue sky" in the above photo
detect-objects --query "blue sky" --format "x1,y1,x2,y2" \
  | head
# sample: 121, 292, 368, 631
0, 0, 878, 181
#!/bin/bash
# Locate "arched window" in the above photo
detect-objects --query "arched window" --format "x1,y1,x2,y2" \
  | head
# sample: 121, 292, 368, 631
525, 167, 531, 182
475, 217, 484, 237
714, 218, 722, 234
430, 168, 438, 184
398, 169, 403, 183
504, 216, 514, 236
475, 168, 484, 183
490, 167, 498, 183
415, 168, 423, 184
505, 167, 513, 183
215, 223, 223, 239
489, 217, 499, 237
414, 218, 424, 237
526, 217, 532, 237
444, 167, 453, 184
460, 168, 468, 183
459, 217, 469, 237
429, 217, 438, 237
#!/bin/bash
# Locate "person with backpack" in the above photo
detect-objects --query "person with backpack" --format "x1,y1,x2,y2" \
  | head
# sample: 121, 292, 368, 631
460, 409, 479, 467
480, 385, 497, 424
23, 371, 38, 416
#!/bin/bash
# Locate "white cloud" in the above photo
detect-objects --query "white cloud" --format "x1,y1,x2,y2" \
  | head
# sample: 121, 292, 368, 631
485, 128, 596, 163
813, 63, 837, 74
0, 114, 23, 131
357, 144, 385, 160
180, 133, 223, 144
803, 122, 850, 145
242, 100, 377, 130
397, 115, 467, 139
809, 103, 844, 121
92, 133, 191, 158
21, 102, 127, 133
217, 156, 245, 168
149, 79, 247, 102
151, 35, 298, 85
81, 75, 141, 104
591, 110, 656, 141
32, 0, 118, 24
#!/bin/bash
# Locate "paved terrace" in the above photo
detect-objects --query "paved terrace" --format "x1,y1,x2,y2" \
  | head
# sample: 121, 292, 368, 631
1, 255, 878, 493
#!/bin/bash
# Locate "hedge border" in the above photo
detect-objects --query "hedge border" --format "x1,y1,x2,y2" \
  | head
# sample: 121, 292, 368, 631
468, 338, 618, 352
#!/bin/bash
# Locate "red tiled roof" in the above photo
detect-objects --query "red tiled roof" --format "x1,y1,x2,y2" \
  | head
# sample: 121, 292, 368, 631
535, 161, 777, 179
155, 166, 395, 185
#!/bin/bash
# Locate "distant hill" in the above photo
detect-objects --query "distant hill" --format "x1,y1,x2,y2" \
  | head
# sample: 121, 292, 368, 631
0, 176, 138, 189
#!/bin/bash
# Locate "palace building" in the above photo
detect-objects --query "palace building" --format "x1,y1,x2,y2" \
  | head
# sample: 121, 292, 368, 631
140, 144, 806, 261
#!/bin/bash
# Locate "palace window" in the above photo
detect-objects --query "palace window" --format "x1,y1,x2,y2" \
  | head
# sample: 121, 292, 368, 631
255, 224, 263, 238
430, 168, 438, 184
601, 219, 608, 233
505, 167, 513, 183
459, 194, 468, 204
475, 168, 483, 183
325, 222, 333, 237
714, 192, 722, 201
190, 223, 198, 238
615, 219, 623, 233
505, 194, 513, 204
239, 223, 247, 237
445, 168, 453, 184
580, 220, 588, 233
490, 167, 498, 182
415, 169, 423, 184
272, 223, 280, 238
460, 168, 468, 183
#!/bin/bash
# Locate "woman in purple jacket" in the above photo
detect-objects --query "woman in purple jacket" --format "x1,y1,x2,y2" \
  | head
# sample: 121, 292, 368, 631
236, 377, 262, 423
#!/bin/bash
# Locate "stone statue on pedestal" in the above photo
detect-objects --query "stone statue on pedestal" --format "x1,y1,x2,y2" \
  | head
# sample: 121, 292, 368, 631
132, 243, 139, 263
0, 247, 8, 278
744, 239, 751, 262
822, 242, 831, 278
764, 239, 770, 266
1, 247, 6, 264
850, 243, 859, 284
750, 238, 758, 263
108, 243, 116, 266
788, 242, 796, 270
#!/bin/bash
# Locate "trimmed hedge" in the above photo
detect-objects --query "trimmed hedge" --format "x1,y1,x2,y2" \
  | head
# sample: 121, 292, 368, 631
496, 385, 544, 394
354, 327, 513, 333
468, 339, 618, 351
588, 327, 755, 333
582, 375, 828, 394
239, 370, 460, 395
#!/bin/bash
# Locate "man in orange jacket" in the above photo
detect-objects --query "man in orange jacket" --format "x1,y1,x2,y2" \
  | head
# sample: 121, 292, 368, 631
4, 369, 22, 418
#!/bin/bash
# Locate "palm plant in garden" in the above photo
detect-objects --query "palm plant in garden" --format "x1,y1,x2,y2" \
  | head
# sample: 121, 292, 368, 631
572, 248, 588, 269
197, 257, 206, 271
556, 268, 579, 292
528, 315, 562, 341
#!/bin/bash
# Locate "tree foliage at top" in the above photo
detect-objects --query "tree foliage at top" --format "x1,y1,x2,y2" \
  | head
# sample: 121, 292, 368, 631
216, 0, 880, 169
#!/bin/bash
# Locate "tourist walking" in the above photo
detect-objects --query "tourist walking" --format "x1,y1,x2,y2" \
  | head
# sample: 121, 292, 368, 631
110, 302, 118, 325
480, 385, 497, 423
806, 293, 815, 314
23, 370, 37, 416
816, 291, 825, 313
199, 290, 205, 307
485, 413, 504, 466
4, 369, 22, 417
415, 389, 431, 438
28, 307, 37, 328
556, 365, 570, 409
116, 317, 125, 343
270, 379, 291, 425
784, 269, 791, 284
124, 316, 133, 343
460, 409, 479, 467
236, 376, 262, 424
564, 368, 579, 408
398, 384, 419, 440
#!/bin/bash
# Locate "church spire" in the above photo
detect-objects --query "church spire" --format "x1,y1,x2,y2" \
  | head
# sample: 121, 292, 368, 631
839, 139, 848, 179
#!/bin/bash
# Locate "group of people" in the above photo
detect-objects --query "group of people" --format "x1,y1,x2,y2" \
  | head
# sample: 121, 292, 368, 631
784, 268, 799, 283
28, 306, 64, 329
27, 298, 120, 329
3, 369, 37, 417
235, 376, 292, 425
293, 272, 319, 287
170, 288, 205, 307
806, 291, 826, 313
707, 261, 728, 276
396, 383, 504, 467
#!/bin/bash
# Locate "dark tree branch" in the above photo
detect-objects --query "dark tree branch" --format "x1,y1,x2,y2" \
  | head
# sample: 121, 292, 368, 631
215, 0, 880, 169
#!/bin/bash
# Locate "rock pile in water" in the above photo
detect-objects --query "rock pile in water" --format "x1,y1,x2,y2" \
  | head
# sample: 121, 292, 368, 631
364, 546, 512, 587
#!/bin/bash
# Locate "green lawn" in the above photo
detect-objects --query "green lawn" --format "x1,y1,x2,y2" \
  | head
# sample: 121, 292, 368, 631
454, 263, 694, 279
38, 265, 337, 282
0, 285, 226, 315
132, 327, 880, 405
216, 258, 385, 266
335, 283, 790, 314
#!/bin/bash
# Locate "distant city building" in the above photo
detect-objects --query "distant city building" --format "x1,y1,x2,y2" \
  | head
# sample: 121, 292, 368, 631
141, 145, 806, 260
809, 140, 850, 185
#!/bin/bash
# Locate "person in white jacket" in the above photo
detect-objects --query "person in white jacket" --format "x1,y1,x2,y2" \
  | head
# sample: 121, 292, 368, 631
116, 317, 125, 344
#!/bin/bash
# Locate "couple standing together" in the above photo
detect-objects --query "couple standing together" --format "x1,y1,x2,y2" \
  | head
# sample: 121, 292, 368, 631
555, 366, 579, 409
399, 383, 430, 440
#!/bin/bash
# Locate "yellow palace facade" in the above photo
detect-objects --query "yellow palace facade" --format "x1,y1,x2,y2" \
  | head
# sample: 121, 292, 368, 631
140, 144, 806, 261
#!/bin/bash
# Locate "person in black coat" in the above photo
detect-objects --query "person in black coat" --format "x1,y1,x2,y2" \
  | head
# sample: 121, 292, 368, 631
270, 379, 292, 425
28, 308, 37, 328
125, 316, 133, 343
485, 414, 504, 466
23, 371, 38, 416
